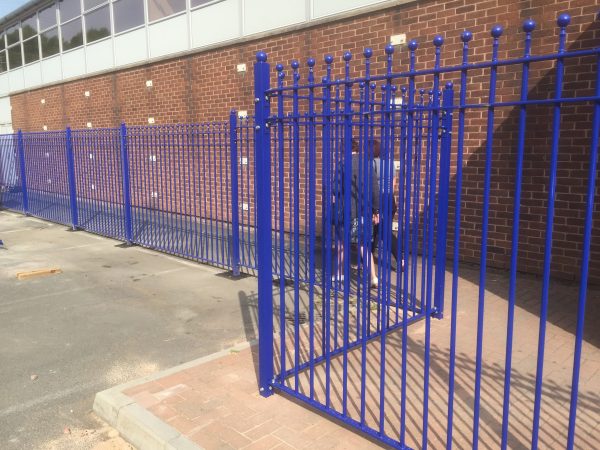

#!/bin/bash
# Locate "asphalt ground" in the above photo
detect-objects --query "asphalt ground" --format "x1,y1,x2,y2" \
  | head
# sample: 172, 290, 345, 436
0, 210, 259, 449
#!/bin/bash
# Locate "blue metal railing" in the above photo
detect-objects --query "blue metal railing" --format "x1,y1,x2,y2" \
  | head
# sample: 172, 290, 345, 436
254, 11, 600, 450
0, 119, 259, 272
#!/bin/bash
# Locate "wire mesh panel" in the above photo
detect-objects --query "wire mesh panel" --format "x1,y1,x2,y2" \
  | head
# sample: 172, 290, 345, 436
72, 127, 126, 240
22, 131, 71, 225
0, 133, 23, 212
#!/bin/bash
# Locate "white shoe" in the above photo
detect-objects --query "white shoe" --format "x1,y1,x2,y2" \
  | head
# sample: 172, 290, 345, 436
331, 274, 344, 284
371, 277, 379, 288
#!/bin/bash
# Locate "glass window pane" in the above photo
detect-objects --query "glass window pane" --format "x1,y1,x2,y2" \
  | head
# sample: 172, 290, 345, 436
191, 0, 214, 7
113, 0, 144, 33
39, 4, 58, 30
59, 0, 81, 23
23, 38, 40, 64
148, 0, 186, 22
6, 25, 20, 46
22, 15, 37, 39
0, 51, 6, 72
41, 27, 60, 57
8, 45, 22, 69
61, 18, 83, 50
85, 6, 110, 43
84, 0, 107, 10
0, 35, 5, 51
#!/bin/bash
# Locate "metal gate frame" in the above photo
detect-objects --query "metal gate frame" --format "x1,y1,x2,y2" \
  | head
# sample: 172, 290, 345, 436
254, 12, 600, 450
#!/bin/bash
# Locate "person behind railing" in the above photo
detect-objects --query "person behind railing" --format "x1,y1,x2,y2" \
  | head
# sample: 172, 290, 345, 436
331, 138, 380, 288
371, 139, 404, 271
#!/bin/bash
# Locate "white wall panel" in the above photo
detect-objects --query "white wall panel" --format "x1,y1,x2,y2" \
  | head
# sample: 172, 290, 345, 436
114, 28, 147, 67
23, 62, 42, 89
191, 0, 241, 48
62, 48, 86, 80
0, 74, 9, 96
148, 14, 189, 59
0, 96, 12, 125
41, 56, 62, 84
244, 0, 306, 35
313, 0, 388, 19
86, 39, 114, 74
8, 69, 24, 92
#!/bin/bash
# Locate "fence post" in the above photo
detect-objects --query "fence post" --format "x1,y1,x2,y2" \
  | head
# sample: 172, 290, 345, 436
16, 130, 29, 214
65, 127, 79, 230
119, 122, 133, 245
254, 51, 274, 397
229, 110, 241, 277
433, 82, 454, 318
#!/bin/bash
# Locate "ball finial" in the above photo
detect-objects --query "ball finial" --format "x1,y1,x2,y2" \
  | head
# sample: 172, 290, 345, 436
491, 25, 504, 38
363, 47, 373, 58
343, 51, 352, 61
433, 35, 444, 47
522, 19, 536, 33
307, 58, 315, 68
275, 63, 283, 72
324, 54, 333, 64
385, 44, 394, 55
291, 60, 299, 70
408, 39, 418, 51
445, 81, 454, 89
461, 30, 473, 42
256, 51, 267, 62
557, 13, 571, 27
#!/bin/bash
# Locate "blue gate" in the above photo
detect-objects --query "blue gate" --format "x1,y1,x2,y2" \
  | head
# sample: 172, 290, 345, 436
254, 12, 600, 450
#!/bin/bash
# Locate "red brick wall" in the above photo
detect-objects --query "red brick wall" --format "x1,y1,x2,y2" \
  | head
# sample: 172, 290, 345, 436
9, 0, 600, 282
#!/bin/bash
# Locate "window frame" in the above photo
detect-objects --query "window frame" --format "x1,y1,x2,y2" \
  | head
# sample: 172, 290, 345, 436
112, 0, 146, 36
83, 3, 111, 45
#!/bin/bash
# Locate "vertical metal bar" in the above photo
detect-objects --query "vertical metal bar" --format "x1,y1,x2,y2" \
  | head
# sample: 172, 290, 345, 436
500, 20, 534, 450
230, 111, 241, 276
254, 51, 274, 398
473, 25, 503, 449
423, 35, 445, 450
291, 59, 301, 393
322, 55, 333, 407
120, 122, 133, 245
16, 130, 29, 214
446, 29, 472, 450
566, 41, 600, 450
433, 83, 454, 318
400, 39, 419, 447
341, 51, 353, 416
531, 15, 570, 450
65, 126, 78, 230
307, 57, 317, 400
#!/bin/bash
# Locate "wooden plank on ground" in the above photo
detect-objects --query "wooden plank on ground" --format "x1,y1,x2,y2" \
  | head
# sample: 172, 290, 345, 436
16, 268, 62, 280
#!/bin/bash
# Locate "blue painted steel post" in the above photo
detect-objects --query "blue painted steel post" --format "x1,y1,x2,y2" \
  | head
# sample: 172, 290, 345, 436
229, 110, 241, 277
433, 82, 454, 319
65, 127, 79, 230
254, 51, 274, 398
16, 130, 29, 214
119, 122, 134, 245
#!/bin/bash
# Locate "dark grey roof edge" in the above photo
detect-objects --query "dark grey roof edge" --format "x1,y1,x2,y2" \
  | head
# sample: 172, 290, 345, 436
0, 0, 51, 31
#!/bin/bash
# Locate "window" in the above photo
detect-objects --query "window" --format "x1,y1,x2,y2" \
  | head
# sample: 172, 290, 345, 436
59, 0, 81, 23
84, 0, 107, 10
61, 18, 83, 50
41, 27, 60, 57
8, 45, 22, 69
23, 37, 40, 63
85, 6, 110, 43
113, 0, 144, 33
39, 4, 57, 30
0, 34, 4, 51
6, 25, 20, 46
22, 14, 37, 39
147, 0, 186, 22
191, 0, 216, 7
0, 51, 6, 72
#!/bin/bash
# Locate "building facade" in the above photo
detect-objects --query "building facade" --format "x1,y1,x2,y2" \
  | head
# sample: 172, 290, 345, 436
1, 0, 599, 283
